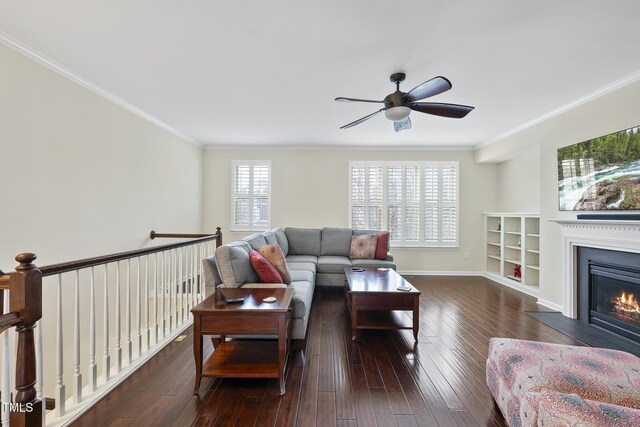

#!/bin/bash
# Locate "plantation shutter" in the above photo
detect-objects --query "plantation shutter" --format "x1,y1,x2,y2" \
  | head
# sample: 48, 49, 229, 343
349, 161, 458, 247
232, 161, 271, 231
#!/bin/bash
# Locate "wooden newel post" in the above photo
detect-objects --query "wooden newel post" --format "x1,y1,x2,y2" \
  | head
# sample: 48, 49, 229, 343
10, 253, 43, 427
215, 227, 222, 248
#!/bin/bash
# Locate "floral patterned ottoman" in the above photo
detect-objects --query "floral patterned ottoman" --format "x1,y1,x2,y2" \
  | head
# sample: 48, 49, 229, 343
486, 337, 640, 427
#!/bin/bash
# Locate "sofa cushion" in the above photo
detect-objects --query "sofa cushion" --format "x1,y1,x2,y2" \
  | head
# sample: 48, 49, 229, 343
214, 241, 258, 287
290, 280, 314, 319
243, 233, 267, 250
350, 234, 377, 259
250, 250, 283, 283
536, 390, 640, 427
351, 259, 396, 269
287, 262, 316, 281
202, 255, 222, 285
285, 227, 321, 256
262, 229, 279, 246
290, 269, 314, 284
354, 229, 391, 252
286, 255, 318, 264
274, 228, 289, 256
317, 256, 352, 274
375, 233, 390, 260
321, 227, 353, 257
256, 244, 292, 284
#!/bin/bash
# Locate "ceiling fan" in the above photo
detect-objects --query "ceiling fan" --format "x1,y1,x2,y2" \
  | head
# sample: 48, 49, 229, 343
335, 72, 474, 132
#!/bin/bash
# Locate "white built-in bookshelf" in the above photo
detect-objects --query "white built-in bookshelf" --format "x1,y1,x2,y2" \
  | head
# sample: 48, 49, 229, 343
484, 213, 540, 297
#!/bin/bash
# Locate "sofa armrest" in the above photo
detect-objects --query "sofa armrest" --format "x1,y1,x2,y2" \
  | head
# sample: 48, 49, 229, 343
385, 253, 394, 262
239, 283, 288, 289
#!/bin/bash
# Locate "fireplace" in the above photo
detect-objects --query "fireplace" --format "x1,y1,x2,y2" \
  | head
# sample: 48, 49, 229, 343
578, 247, 640, 343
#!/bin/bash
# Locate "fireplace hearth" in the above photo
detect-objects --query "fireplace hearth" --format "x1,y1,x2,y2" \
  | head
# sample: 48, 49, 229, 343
578, 247, 640, 343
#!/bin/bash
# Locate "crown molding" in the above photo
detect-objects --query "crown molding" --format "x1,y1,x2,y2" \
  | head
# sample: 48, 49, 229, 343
475, 68, 640, 150
204, 144, 475, 151
0, 31, 201, 148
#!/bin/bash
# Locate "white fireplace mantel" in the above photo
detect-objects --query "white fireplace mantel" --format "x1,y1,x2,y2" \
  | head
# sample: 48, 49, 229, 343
551, 219, 640, 318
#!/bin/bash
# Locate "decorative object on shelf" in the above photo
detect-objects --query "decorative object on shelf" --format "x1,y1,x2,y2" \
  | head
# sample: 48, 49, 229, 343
497, 221, 501, 231
514, 264, 521, 279
497, 248, 502, 257
558, 123, 640, 211
517, 237, 521, 248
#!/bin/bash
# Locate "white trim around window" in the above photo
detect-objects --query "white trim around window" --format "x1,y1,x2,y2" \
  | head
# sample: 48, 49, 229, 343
231, 160, 271, 232
349, 160, 459, 248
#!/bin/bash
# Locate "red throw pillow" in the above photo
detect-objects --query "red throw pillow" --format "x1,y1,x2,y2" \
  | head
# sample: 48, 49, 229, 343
250, 250, 283, 283
375, 233, 390, 260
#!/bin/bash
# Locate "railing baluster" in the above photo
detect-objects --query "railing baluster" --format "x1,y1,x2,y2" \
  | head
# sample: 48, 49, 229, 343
173, 249, 178, 329
199, 243, 204, 302
169, 250, 174, 331
2, 290, 11, 426
74, 270, 82, 403
89, 267, 97, 392
36, 317, 45, 425
160, 253, 165, 339
126, 259, 132, 365
55, 274, 65, 416
191, 245, 196, 310
153, 253, 158, 344
103, 264, 110, 381
136, 256, 142, 357
115, 261, 122, 372
145, 255, 150, 350
179, 247, 183, 325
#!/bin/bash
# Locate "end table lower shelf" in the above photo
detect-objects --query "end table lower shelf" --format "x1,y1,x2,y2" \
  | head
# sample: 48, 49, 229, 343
202, 340, 282, 378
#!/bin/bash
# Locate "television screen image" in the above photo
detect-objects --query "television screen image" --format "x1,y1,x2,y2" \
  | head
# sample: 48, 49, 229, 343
557, 125, 640, 211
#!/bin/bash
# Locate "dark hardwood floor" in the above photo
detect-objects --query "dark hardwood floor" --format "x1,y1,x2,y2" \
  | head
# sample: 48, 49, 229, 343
75, 276, 582, 426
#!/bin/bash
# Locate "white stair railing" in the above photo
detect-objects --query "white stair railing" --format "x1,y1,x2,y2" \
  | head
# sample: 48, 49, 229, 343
26, 231, 220, 427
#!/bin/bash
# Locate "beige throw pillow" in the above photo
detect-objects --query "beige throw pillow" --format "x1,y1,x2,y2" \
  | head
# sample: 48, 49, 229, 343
256, 244, 292, 284
350, 234, 377, 259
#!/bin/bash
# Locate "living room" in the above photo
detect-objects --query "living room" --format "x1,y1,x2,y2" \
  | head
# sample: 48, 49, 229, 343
2, 2, 640, 426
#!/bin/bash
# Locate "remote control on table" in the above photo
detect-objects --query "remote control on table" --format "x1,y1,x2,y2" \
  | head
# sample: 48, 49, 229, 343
225, 297, 244, 304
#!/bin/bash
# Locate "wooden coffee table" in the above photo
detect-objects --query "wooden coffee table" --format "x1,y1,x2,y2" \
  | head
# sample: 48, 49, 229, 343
192, 287, 293, 395
344, 267, 420, 341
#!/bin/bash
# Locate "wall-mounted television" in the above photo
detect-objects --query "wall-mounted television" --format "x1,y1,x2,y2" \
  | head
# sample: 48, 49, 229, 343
558, 124, 640, 211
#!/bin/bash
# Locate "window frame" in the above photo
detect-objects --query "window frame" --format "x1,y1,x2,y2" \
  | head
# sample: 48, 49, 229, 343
348, 160, 459, 248
231, 160, 272, 232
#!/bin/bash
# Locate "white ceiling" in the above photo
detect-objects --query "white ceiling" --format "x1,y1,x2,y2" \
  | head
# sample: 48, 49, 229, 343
2, 1, 640, 148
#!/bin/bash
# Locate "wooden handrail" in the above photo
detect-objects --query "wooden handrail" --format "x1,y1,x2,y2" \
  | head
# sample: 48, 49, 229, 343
150, 227, 222, 241
0, 311, 22, 334
39, 228, 222, 277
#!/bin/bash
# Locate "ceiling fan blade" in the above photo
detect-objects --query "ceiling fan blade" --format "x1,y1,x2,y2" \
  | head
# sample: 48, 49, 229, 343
410, 102, 475, 118
339, 108, 385, 129
335, 97, 384, 104
404, 76, 452, 102
393, 117, 411, 132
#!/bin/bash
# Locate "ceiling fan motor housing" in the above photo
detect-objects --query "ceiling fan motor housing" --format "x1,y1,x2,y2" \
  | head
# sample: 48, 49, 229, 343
384, 91, 411, 121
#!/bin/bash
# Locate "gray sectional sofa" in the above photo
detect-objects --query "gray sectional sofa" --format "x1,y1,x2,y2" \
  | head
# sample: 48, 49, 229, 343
202, 227, 396, 340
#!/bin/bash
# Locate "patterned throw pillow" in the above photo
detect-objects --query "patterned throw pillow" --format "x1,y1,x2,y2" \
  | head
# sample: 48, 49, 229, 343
256, 244, 292, 284
350, 234, 377, 260
374, 233, 390, 260
249, 250, 283, 284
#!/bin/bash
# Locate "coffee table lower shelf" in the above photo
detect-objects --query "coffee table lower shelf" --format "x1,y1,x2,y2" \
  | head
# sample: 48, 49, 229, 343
202, 340, 283, 378
355, 310, 414, 330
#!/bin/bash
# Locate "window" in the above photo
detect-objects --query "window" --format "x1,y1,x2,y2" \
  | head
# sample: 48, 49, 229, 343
231, 161, 271, 231
349, 161, 459, 247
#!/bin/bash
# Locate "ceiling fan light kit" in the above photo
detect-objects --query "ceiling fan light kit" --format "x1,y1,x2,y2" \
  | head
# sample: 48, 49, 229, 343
336, 72, 474, 132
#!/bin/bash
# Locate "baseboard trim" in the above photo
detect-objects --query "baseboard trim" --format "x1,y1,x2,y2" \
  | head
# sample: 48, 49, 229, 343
399, 270, 483, 276
536, 298, 563, 312
482, 272, 540, 298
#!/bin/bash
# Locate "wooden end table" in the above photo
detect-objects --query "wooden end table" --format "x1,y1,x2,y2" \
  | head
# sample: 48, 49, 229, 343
192, 287, 293, 395
344, 267, 420, 341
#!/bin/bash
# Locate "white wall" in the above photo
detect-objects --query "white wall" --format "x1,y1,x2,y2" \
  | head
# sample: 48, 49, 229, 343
496, 143, 541, 213
476, 78, 640, 307
203, 148, 498, 272
0, 43, 203, 401
0, 43, 203, 267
